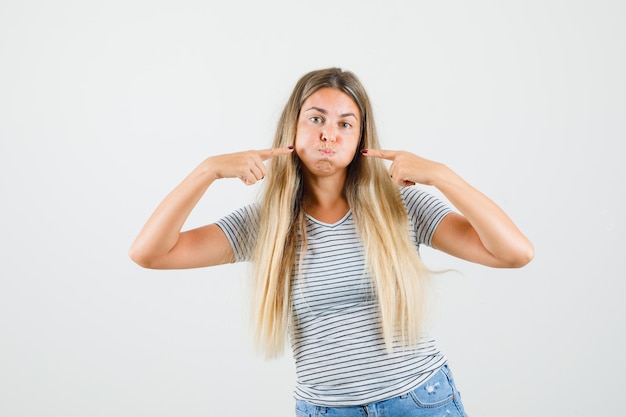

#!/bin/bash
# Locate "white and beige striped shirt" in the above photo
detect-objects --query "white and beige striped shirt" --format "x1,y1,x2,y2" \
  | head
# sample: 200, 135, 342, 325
216, 186, 452, 406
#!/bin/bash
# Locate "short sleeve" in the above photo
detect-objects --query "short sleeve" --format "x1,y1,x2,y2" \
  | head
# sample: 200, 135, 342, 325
400, 187, 453, 247
214, 203, 260, 262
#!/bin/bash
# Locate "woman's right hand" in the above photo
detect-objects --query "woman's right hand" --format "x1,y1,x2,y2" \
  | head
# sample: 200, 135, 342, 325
208, 147, 294, 185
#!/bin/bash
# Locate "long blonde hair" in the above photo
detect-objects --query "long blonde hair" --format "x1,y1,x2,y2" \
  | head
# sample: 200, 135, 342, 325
252, 68, 431, 357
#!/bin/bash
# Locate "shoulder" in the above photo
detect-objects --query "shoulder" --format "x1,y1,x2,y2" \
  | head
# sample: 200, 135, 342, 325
399, 186, 442, 211
399, 186, 453, 224
399, 185, 430, 203
214, 202, 261, 263
215, 202, 261, 231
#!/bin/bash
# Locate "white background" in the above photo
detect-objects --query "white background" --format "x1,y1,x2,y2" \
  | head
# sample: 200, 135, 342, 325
1, 1, 624, 416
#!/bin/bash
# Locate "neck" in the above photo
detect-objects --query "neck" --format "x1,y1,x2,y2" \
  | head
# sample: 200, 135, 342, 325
302, 172, 349, 222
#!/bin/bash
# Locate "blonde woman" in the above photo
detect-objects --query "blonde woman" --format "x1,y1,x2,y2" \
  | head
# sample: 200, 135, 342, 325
129, 68, 533, 416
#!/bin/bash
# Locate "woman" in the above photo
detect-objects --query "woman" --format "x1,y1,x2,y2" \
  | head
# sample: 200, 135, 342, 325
129, 67, 533, 416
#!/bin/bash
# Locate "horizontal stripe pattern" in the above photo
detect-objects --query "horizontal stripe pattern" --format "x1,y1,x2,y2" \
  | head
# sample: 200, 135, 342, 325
215, 187, 453, 406
215, 203, 259, 262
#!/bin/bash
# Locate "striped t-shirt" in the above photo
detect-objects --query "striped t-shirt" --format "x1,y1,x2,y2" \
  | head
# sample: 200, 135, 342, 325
215, 186, 452, 406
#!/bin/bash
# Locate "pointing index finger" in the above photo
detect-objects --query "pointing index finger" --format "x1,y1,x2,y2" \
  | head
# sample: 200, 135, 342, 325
258, 146, 294, 161
361, 149, 398, 160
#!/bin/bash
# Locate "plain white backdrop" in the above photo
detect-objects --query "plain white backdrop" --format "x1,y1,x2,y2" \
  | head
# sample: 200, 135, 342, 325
1, 1, 624, 416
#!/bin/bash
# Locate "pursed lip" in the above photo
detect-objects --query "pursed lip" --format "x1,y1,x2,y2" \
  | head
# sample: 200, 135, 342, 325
319, 147, 335, 156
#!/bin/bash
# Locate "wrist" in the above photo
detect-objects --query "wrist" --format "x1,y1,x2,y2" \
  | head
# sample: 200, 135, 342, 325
194, 157, 221, 183
429, 162, 453, 187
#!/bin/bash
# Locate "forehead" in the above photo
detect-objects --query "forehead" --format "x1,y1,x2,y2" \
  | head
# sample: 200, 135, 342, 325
301, 88, 360, 118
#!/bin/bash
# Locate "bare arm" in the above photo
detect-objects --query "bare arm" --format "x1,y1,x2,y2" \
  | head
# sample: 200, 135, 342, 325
429, 171, 534, 268
128, 147, 294, 269
362, 149, 534, 268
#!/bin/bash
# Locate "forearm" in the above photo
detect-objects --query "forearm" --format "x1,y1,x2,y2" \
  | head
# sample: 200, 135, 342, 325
433, 164, 534, 265
129, 158, 217, 265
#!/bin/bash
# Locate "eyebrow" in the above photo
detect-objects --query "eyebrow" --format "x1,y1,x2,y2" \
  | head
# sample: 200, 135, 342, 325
304, 106, 358, 120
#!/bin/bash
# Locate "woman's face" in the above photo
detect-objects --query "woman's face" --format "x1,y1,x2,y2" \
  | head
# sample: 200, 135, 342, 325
295, 87, 362, 179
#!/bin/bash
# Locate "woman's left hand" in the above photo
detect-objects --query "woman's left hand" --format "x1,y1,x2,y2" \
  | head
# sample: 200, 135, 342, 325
361, 149, 443, 186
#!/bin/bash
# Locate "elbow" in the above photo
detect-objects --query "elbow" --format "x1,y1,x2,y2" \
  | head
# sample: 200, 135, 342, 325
502, 242, 535, 268
128, 245, 157, 269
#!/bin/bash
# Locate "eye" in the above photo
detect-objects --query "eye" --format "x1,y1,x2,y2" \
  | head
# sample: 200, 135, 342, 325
310, 116, 323, 124
340, 122, 352, 129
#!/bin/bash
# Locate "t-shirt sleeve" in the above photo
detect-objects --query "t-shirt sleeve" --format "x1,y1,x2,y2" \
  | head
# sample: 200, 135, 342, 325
214, 203, 260, 262
400, 187, 453, 247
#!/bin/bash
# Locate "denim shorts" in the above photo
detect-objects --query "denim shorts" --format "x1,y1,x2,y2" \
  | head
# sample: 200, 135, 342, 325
295, 365, 468, 417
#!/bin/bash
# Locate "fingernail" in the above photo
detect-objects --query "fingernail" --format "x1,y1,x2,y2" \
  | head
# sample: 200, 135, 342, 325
360, 149, 368, 154
288, 146, 294, 150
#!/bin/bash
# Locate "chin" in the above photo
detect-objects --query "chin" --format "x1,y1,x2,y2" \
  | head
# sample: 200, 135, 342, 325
314, 161, 333, 173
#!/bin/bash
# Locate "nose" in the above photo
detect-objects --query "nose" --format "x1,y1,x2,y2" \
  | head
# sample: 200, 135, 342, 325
321, 127, 336, 142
